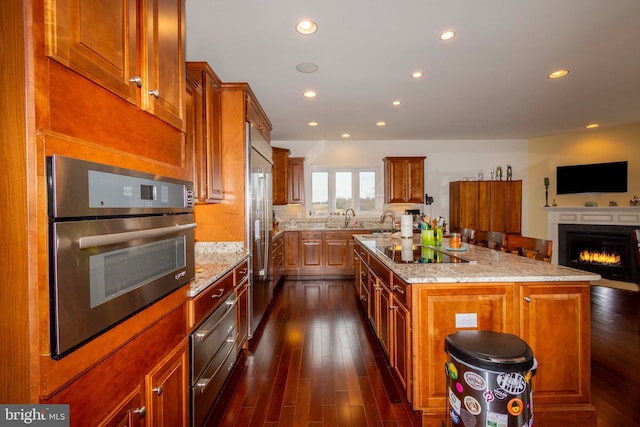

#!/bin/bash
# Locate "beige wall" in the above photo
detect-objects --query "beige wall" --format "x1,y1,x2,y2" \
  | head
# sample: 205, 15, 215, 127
527, 122, 640, 238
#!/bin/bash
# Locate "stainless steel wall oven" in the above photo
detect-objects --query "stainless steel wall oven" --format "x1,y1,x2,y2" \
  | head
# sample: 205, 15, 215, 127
47, 155, 195, 359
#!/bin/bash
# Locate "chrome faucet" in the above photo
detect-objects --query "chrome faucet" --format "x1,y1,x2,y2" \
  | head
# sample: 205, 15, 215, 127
379, 210, 396, 232
344, 208, 356, 227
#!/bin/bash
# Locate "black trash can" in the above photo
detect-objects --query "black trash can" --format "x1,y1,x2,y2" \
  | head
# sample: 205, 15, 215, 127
444, 330, 536, 427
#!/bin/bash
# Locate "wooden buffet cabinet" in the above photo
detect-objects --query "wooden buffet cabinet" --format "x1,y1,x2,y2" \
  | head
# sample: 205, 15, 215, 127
449, 180, 522, 234
353, 238, 596, 426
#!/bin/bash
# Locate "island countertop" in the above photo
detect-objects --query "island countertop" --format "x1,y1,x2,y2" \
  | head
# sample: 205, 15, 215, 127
354, 233, 601, 284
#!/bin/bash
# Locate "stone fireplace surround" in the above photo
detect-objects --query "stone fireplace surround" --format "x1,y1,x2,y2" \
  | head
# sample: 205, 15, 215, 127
546, 207, 640, 267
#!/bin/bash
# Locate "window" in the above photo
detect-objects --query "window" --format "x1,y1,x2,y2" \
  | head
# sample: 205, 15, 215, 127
311, 169, 378, 214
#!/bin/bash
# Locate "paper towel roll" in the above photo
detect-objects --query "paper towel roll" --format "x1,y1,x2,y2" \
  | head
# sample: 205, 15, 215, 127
401, 214, 413, 238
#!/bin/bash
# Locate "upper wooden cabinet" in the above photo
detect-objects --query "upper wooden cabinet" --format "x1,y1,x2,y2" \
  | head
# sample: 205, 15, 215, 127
45, 0, 186, 130
449, 180, 522, 234
246, 92, 272, 142
288, 157, 305, 205
272, 147, 290, 205
186, 62, 223, 203
383, 157, 426, 203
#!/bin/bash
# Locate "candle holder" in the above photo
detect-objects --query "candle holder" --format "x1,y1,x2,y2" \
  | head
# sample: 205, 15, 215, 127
544, 177, 550, 207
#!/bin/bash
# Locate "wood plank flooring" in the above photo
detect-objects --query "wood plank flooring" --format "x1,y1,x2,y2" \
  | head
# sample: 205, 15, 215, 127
207, 280, 639, 427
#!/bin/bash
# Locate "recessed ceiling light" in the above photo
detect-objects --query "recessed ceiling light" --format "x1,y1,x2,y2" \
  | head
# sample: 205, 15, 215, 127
548, 69, 569, 79
586, 123, 599, 129
295, 19, 318, 35
303, 90, 317, 98
392, 100, 401, 106
341, 133, 350, 138
439, 30, 456, 41
308, 121, 318, 127
376, 121, 386, 127
296, 62, 318, 73
411, 71, 424, 79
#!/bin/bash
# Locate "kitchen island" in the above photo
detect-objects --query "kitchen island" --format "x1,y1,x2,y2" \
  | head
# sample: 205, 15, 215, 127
353, 233, 599, 427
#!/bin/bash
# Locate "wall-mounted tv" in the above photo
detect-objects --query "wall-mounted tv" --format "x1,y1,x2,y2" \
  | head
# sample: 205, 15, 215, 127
556, 161, 628, 194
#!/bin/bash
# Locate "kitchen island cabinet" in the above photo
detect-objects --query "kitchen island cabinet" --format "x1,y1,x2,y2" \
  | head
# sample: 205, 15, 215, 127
353, 234, 598, 427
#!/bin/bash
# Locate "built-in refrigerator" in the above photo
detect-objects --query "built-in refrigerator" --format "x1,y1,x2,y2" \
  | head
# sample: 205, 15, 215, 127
246, 123, 273, 337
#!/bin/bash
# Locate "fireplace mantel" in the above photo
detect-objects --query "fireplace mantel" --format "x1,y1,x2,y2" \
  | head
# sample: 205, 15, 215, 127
546, 206, 640, 264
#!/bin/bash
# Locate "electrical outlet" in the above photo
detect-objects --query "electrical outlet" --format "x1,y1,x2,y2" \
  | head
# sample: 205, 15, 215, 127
455, 313, 478, 328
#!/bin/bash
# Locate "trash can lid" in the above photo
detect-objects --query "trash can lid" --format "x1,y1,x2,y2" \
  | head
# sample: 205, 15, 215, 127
445, 330, 534, 372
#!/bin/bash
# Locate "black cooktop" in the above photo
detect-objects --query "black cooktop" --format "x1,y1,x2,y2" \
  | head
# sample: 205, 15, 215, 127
379, 243, 471, 264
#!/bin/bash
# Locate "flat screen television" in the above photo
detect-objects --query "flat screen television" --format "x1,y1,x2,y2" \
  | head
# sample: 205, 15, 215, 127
556, 161, 628, 194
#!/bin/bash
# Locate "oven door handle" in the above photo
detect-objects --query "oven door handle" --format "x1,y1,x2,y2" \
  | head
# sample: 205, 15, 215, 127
78, 223, 196, 249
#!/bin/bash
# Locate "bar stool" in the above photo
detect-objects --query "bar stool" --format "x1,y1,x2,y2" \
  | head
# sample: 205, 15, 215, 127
474, 230, 506, 251
505, 234, 553, 262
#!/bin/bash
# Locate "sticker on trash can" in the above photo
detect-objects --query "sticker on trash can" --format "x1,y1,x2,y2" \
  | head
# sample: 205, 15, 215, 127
449, 387, 462, 414
496, 372, 527, 395
464, 371, 487, 390
464, 395, 482, 415
486, 411, 508, 427
507, 398, 524, 416
460, 409, 477, 427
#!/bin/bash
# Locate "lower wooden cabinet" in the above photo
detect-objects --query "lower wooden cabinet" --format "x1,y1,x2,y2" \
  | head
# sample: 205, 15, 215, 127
235, 275, 249, 352
353, 241, 595, 426
271, 233, 284, 285
99, 386, 145, 427
145, 343, 189, 427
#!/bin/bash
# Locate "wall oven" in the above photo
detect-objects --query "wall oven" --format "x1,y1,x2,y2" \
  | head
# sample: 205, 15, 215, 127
47, 155, 195, 359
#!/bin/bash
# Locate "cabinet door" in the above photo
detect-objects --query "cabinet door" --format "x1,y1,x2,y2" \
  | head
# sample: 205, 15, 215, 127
236, 277, 249, 351
459, 181, 478, 229
413, 285, 513, 410
519, 284, 591, 405
384, 157, 425, 203
324, 233, 349, 271
98, 385, 145, 427
146, 343, 188, 427
300, 232, 323, 269
143, 0, 185, 130
376, 279, 392, 358
283, 231, 300, 272
288, 158, 305, 204
504, 181, 522, 233
489, 181, 507, 232
476, 181, 491, 231
272, 147, 290, 205
204, 71, 223, 201
406, 157, 426, 203
185, 72, 204, 201
392, 300, 411, 396
45, 0, 139, 104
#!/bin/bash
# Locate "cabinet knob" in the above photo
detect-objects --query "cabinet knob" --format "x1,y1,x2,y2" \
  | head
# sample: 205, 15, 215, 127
129, 76, 142, 87
524, 296, 531, 303
133, 406, 146, 418
152, 386, 163, 396
149, 89, 160, 98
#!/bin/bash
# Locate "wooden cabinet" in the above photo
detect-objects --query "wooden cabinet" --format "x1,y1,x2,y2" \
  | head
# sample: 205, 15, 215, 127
145, 343, 189, 427
383, 157, 425, 203
271, 233, 285, 285
324, 231, 352, 273
186, 62, 224, 203
235, 272, 249, 352
288, 157, 305, 205
283, 231, 300, 273
300, 231, 323, 270
390, 276, 411, 396
45, 0, 186, 130
449, 180, 522, 234
99, 386, 145, 427
518, 284, 591, 406
272, 147, 290, 205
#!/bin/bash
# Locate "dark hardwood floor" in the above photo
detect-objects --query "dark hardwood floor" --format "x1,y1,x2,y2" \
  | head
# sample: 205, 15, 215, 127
207, 280, 639, 427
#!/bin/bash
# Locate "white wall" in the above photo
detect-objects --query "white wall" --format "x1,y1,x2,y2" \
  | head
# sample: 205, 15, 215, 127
272, 139, 530, 233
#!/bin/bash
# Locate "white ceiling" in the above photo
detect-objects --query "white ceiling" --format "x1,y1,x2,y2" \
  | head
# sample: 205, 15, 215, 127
185, 0, 640, 141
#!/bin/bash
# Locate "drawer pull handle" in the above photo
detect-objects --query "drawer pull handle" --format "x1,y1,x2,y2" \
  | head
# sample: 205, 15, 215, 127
239, 268, 248, 275
129, 76, 142, 87
212, 289, 225, 298
524, 296, 531, 303
149, 89, 160, 98
133, 406, 146, 418
152, 386, 163, 396
393, 285, 405, 294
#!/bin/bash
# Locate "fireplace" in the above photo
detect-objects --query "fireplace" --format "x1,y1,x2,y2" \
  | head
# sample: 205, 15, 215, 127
558, 224, 640, 284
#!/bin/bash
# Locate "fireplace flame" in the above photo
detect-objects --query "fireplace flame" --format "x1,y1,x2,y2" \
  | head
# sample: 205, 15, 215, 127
578, 249, 621, 265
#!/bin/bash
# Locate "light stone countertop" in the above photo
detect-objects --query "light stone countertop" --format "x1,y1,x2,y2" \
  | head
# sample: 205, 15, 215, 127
354, 234, 601, 285
188, 242, 249, 297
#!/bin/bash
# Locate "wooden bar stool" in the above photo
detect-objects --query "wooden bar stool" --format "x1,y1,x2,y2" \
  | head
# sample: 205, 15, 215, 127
505, 234, 552, 262
474, 230, 506, 251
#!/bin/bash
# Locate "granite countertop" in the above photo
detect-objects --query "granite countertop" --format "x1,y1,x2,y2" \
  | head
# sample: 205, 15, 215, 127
189, 242, 249, 297
354, 234, 601, 284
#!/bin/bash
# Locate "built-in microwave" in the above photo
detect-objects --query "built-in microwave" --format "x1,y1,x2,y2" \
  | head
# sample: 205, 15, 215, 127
47, 155, 195, 359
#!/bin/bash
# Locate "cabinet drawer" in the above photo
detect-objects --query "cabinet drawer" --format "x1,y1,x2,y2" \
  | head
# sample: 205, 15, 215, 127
391, 275, 409, 307
300, 231, 323, 240
189, 271, 234, 329
235, 260, 249, 284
